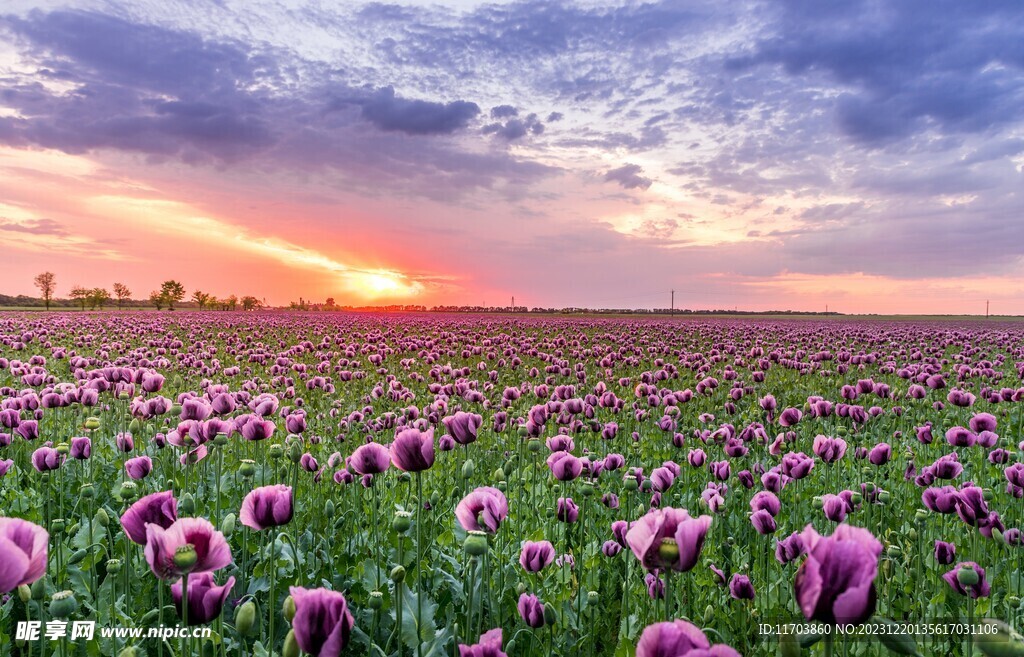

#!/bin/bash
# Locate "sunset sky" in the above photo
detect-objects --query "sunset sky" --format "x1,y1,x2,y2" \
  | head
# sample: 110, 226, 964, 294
1, 0, 1022, 313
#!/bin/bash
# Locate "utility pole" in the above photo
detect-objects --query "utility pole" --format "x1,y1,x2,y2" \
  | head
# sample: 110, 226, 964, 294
986, 300, 989, 318
670, 290, 674, 317
511, 296, 515, 312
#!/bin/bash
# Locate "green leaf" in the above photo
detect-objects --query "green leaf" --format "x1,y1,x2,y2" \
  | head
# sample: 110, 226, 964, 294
401, 587, 438, 649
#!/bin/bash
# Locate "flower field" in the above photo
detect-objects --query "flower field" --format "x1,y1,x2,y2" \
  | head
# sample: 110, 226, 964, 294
0, 312, 1023, 657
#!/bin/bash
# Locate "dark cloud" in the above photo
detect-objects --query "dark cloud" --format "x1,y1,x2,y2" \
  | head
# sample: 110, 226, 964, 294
482, 112, 544, 141
604, 164, 652, 190
730, 0, 1024, 145
349, 86, 480, 135
490, 105, 518, 118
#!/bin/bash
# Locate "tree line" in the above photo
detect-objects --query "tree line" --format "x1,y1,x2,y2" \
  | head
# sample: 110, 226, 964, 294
26, 272, 262, 311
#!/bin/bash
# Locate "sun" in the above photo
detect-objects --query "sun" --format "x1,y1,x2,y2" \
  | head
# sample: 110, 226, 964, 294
348, 271, 421, 299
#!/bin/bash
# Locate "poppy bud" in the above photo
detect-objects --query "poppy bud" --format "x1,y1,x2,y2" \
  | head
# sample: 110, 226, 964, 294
106, 559, 122, 574
85, 416, 101, 430
390, 566, 406, 583
220, 513, 236, 537
282, 595, 296, 622
51, 518, 66, 533
80, 483, 95, 499
269, 444, 284, 460
325, 500, 335, 518
543, 603, 557, 626
462, 459, 475, 479
179, 493, 195, 515
118, 648, 137, 657
95, 507, 109, 527
235, 600, 257, 635
56, 442, 69, 455
18, 585, 30, 603
527, 438, 541, 452
368, 591, 384, 610
31, 577, 46, 600
283, 629, 299, 657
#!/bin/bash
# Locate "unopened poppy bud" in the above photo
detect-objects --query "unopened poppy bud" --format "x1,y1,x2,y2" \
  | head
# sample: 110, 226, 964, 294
430, 491, 440, 507
31, 578, 45, 600
516, 582, 526, 595
915, 509, 928, 522
287, 442, 302, 463
220, 513, 236, 537
68, 549, 87, 565
640, 479, 652, 492
518, 426, 530, 438
390, 566, 406, 583
95, 507, 109, 527
118, 648, 137, 657
325, 500, 335, 518
129, 418, 142, 434
462, 459, 475, 479
812, 496, 823, 509
465, 530, 488, 556
982, 489, 993, 501
283, 629, 299, 657
398, 471, 411, 483
179, 493, 195, 515
543, 603, 557, 626
704, 605, 714, 625
503, 461, 515, 477
581, 481, 595, 497
496, 480, 507, 492
282, 595, 296, 622
235, 600, 257, 635
886, 545, 902, 558
850, 492, 863, 505
18, 585, 30, 603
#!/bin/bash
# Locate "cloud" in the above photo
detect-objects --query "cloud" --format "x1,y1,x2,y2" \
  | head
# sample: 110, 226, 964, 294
347, 86, 480, 135
604, 164, 652, 190
0, 216, 67, 235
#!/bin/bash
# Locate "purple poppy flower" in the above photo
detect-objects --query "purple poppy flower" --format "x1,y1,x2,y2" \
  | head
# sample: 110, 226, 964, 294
779, 407, 802, 427
794, 524, 882, 625
868, 443, 891, 466
548, 452, 582, 481
635, 620, 740, 657
455, 487, 508, 534
517, 593, 545, 628
70, 436, 91, 459
171, 572, 235, 625
822, 494, 848, 523
519, 540, 555, 573
750, 491, 781, 517
125, 455, 153, 480
121, 490, 178, 545
459, 628, 506, 657
240, 485, 294, 531
390, 428, 435, 472
348, 442, 391, 475
969, 413, 997, 434
942, 562, 990, 599
730, 573, 755, 600
557, 497, 579, 523
687, 449, 706, 468
31, 446, 64, 472
602, 540, 623, 557
781, 452, 814, 480
144, 518, 232, 580
775, 532, 805, 564
922, 486, 960, 514
625, 507, 713, 572
934, 540, 955, 565
0, 459, 12, 477
813, 435, 847, 463
290, 586, 355, 657
751, 509, 777, 534
945, 427, 977, 448
645, 572, 665, 599
443, 411, 483, 446
1006, 463, 1024, 489
0, 517, 48, 592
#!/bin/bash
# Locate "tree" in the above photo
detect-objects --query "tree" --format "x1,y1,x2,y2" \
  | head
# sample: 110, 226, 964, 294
69, 285, 89, 310
191, 290, 211, 310
88, 288, 111, 310
113, 283, 131, 309
34, 272, 56, 310
149, 290, 165, 311
241, 295, 261, 311
159, 280, 186, 310
326, 297, 336, 307
226, 295, 238, 311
